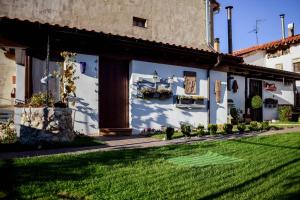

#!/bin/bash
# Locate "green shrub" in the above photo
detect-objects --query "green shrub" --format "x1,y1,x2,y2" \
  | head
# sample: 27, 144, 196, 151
278, 105, 292, 122
196, 124, 205, 136
223, 123, 233, 134
251, 95, 263, 109
249, 121, 259, 132
237, 123, 246, 133
208, 124, 218, 135
260, 121, 270, 131
165, 127, 174, 140
180, 123, 191, 137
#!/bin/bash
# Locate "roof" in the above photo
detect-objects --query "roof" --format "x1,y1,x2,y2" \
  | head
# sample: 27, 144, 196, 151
0, 16, 240, 61
233, 34, 300, 56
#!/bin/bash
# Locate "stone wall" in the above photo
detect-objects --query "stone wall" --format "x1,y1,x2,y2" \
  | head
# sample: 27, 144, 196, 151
17, 107, 74, 144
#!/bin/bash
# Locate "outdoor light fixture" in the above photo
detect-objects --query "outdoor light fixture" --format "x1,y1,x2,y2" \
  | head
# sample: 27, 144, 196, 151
153, 70, 159, 82
168, 75, 175, 84
40, 74, 54, 84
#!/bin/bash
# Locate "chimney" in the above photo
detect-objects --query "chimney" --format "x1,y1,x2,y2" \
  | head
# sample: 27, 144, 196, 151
288, 23, 295, 37
214, 38, 220, 52
280, 14, 286, 39
225, 6, 233, 54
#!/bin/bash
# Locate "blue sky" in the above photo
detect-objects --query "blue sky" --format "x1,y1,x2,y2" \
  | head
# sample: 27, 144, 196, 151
214, 0, 300, 53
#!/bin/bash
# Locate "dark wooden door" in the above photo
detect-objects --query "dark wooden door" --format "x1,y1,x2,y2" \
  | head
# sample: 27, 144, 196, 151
99, 58, 129, 128
249, 79, 263, 121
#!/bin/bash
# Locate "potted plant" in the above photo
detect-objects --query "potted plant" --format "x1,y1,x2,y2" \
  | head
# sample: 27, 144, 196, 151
165, 127, 174, 140
140, 87, 156, 99
178, 96, 193, 104
157, 88, 173, 99
223, 123, 233, 134
237, 123, 246, 134
180, 123, 191, 137
208, 124, 218, 135
196, 124, 205, 136
193, 96, 205, 105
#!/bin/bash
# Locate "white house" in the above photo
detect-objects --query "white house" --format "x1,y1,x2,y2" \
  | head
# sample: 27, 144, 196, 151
1, 1, 300, 137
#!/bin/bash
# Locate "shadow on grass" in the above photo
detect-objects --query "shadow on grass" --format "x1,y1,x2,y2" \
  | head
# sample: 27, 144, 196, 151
0, 159, 16, 199
0, 146, 182, 198
229, 139, 300, 150
199, 157, 300, 200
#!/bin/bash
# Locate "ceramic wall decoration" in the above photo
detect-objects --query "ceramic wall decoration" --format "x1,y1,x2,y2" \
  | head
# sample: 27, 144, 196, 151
215, 80, 221, 103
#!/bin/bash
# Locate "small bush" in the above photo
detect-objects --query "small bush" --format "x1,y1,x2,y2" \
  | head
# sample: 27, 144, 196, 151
249, 121, 259, 132
251, 95, 263, 109
278, 105, 292, 122
196, 124, 205, 136
208, 124, 218, 135
180, 123, 191, 137
260, 121, 270, 131
237, 123, 246, 133
223, 123, 233, 134
165, 127, 174, 140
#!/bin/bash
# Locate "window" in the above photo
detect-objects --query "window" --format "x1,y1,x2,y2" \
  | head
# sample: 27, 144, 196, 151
275, 63, 283, 70
294, 62, 300, 72
133, 17, 147, 28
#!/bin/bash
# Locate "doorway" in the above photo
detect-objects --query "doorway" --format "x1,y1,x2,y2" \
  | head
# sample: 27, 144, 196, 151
249, 79, 263, 121
99, 57, 130, 133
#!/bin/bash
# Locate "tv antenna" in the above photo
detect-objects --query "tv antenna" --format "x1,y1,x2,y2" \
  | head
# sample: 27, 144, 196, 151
249, 19, 265, 45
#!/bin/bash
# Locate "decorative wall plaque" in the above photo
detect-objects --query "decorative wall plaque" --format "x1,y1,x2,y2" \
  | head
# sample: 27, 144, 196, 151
215, 80, 221, 103
184, 71, 196, 94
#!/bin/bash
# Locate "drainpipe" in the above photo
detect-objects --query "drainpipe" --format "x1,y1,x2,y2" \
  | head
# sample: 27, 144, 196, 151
207, 54, 222, 126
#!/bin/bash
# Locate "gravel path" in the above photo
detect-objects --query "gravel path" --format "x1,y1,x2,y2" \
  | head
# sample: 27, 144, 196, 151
1, 126, 300, 159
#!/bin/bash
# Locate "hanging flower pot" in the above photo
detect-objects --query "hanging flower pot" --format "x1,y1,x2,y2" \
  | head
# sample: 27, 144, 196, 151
80, 62, 86, 74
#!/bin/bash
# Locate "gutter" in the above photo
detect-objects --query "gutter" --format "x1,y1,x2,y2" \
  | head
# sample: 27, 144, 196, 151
207, 54, 222, 125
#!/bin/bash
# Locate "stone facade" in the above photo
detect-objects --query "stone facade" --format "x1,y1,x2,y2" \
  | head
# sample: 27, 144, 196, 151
18, 107, 74, 144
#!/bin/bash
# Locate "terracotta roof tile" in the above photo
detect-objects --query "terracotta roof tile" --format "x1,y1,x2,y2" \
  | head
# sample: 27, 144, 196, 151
233, 34, 300, 56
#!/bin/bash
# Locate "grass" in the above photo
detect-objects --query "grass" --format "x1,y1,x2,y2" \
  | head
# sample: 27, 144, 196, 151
270, 121, 300, 124
0, 135, 103, 153
0, 133, 299, 199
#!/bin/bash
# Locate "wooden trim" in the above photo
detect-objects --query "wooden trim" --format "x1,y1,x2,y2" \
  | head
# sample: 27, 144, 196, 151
24, 54, 32, 99
100, 128, 132, 136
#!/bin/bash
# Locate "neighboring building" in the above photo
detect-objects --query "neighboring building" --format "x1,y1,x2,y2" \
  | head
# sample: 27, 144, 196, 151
0, 1, 300, 137
233, 34, 300, 73
233, 33, 300, 112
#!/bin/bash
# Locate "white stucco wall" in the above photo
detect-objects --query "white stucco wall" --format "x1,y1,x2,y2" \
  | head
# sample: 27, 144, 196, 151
32, 58, 61, 101
15, 64, 25, 102
209, 70, 227, 124
265, 45, 300, 72
70, 54, 99, 135
228, 75, 245, 114
129, 60, 209, 134
243, 51, 266, 67
262, 80, 294, 121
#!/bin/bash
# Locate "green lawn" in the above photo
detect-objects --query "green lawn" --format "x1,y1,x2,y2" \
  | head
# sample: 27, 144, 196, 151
0, 133, 299, 199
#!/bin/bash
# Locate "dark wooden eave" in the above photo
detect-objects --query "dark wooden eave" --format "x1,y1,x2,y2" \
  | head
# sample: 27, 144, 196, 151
228, 63, 300, 81
0, 17, 242, 69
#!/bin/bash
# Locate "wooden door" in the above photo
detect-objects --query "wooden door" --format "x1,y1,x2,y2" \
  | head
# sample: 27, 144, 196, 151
249, 79, 263, 121
99, 58, 129, 128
